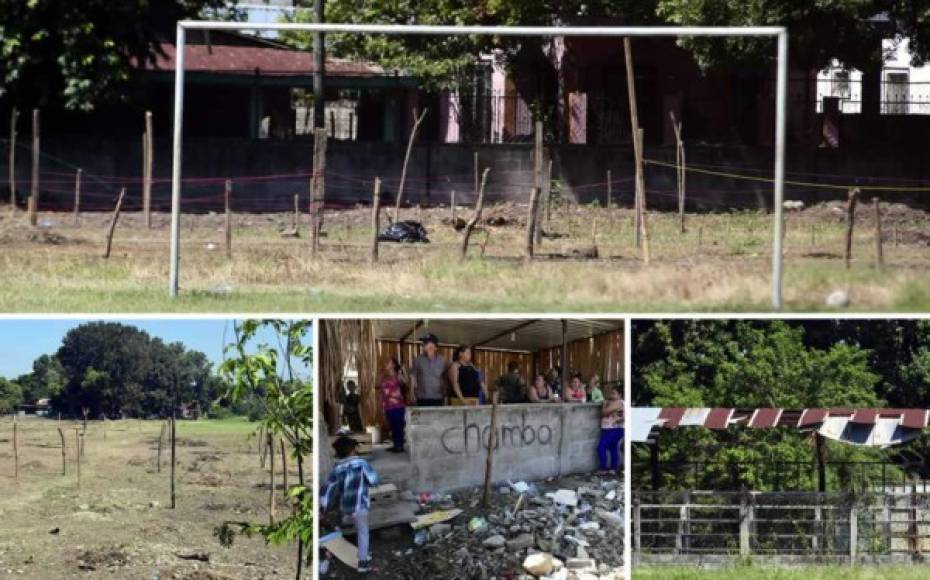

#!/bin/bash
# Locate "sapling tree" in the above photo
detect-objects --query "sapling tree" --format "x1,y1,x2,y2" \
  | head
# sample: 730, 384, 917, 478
213, 319, 313, 580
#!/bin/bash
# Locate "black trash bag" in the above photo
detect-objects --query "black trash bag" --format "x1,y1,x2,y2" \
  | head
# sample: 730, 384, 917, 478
377, 220, 430, 243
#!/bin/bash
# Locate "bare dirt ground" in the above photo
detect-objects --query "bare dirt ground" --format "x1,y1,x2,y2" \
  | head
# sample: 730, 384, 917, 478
1, 200, 928, 311
0, 417, 305, 579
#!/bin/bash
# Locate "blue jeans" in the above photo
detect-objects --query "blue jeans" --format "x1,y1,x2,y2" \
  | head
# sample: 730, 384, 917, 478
351, 509, 370, 563
386, 407, 406, 450
597, 427, 624, 471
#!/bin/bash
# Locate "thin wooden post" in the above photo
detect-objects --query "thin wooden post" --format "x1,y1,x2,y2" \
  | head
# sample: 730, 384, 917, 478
473, 151, 479, 206
525, 187, 541, 259
670, 111, 686, 233
224, 179, 232, 258
144, 111, 153, 228
623, 38, 642, 248
157, 421, 166, 472
461, 168, 490, 259
533, 120, 544, 247
29, 108, 39, 226
606, 169, 612, 209
170, 413, 176, 509
58, 427, 66, 475
845, 188, 860, 269
739, 490, 751, 557
12, 416, 18, 480
479, 230, 490, 258
873, 197, 884, 269
73, 169, 82, 226
392, 108, 428, 223
280, 439, 288, 497
268, 432, 276, 525
481, 389, 499, 507
545, 159, 553, 227
450, 190, 456, 223
633, 496, 642, 566
636, 128, 651, 264
293, 193, 300, 235
8, 107, 17, 212
103, 187, 127, 259
310, 127, 328, 256
74, 428, 81, 489
370, 177, 381, 263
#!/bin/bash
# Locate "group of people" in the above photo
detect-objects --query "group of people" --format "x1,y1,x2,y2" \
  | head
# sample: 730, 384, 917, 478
324, 332, 624, 573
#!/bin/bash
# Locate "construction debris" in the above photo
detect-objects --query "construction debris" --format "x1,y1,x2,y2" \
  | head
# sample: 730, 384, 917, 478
320, 472, 624, 580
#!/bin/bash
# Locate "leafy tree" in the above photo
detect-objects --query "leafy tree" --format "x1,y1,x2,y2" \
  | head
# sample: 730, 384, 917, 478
632, 320, 888, 492
15, 353, 66, 404
0, 0, 228, 111
0, 377, 23, 414
214, 320, 313, 579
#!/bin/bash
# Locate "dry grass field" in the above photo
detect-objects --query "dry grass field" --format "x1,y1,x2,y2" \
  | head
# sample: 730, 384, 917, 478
1, 200, 928, 312
0, 416, 302, 579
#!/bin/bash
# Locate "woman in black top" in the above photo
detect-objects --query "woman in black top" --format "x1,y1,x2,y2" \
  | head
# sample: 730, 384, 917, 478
448, 345, 486, 405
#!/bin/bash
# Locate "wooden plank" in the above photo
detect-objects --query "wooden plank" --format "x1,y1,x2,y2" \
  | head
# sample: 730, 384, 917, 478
321, 533, 359, 569
411, 508, 463, 530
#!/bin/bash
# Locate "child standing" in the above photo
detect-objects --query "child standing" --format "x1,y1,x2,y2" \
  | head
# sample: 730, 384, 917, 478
587, 373, 605, 403
320, 436, 381, 573
596, 386, 624, 475
378, 357, 407, 453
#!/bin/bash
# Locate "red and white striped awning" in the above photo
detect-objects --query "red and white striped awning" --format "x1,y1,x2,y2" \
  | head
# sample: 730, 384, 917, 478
630, 407, 930, 448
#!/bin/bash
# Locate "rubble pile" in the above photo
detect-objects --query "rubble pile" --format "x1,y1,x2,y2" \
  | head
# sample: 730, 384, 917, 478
322, 473, 625, 580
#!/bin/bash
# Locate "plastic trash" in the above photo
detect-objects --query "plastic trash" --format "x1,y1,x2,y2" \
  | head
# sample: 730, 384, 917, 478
414, 530, 430, 546
377, 220, 430, 243
468, 516, 489, 534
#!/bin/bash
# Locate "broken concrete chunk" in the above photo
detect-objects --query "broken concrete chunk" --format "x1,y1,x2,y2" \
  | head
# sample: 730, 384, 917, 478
482, 534, 506, 549
523, 552, 555, 576
547, 489, 578, 507
506, 533, 535, 551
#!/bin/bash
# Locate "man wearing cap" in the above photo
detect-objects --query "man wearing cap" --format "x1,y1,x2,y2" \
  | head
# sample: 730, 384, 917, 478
409, 333, 448, 406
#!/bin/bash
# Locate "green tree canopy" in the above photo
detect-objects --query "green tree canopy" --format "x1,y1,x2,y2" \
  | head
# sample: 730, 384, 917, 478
0, 0, 227, 110
0, 377, 23, 414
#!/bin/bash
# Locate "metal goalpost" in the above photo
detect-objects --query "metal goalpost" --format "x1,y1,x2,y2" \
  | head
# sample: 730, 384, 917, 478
170, 21, 789, 309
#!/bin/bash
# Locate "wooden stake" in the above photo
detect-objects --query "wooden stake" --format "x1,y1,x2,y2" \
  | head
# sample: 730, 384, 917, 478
525, 187, 541, 259
310, 127, 328, 256
280, 439, 288, 497
157, 421, 166, 472
73, 169, 82, 226
393, 108, 429, 223
57, 427, 66, 476
623, 38, 642, 248
545, 159, 553, 227
593, 218, 599, 247
450, 190, 456, 223
143, 111, 153, 228
873, 197, 884, 270
533, 120, 544, 247
224, 179, 232, 258
293, 193, 300, 235
170, 413, 176, 509
370, 177, 381, 264
482, 391, 499, 507
474, 152, 479, 204
670, 111, 686, 234
606, 169, 612, 209
894, 222, 900, 247
268, 432, 275, 525
74, 428, 81, 489
480, 230, 490, 258
12, 416, 18, 480
103, 187, 127, 258
8, 107, 17, 212
29, 108, 39, 226
636, 128, 651, 264
845, 188, 860, 269
461, 168, 490, 259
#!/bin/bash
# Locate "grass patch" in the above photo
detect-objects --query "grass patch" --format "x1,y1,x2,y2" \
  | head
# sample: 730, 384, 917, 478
635, 566, 930, 580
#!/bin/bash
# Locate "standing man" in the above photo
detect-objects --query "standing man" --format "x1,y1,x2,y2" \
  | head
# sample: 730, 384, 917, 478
409, 333, 447, 406
497, 361, 528, 404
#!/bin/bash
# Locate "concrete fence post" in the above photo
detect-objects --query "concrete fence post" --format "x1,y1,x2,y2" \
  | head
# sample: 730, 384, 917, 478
849, 502, 859, 562
739, 490, 751, 557
633, 494, 642, 566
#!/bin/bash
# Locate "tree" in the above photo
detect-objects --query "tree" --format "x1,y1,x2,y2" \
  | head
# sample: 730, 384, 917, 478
214, 320, 313, 580
632, 320, 887, 492
16, 354, 66, 404
0, 378, 23, 414
0, 0, 228, 111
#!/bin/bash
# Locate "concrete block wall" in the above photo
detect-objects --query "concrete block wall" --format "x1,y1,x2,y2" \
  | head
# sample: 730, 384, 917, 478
406, 403, 602, 492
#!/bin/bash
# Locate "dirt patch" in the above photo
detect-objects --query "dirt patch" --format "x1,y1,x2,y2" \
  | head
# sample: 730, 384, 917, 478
75, 547, 129, 571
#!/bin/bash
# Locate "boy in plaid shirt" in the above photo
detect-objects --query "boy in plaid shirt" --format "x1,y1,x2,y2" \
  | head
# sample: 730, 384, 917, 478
321, 436, 381, 573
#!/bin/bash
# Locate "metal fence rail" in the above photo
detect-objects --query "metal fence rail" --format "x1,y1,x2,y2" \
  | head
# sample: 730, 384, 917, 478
633, 490, 930, 565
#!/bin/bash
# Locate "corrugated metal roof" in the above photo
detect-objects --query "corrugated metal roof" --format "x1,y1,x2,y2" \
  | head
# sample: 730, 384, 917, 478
142, 42, 390, 77
373, 319, 623, 353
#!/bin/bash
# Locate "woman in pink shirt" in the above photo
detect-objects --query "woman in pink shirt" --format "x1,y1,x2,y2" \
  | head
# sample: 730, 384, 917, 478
566, 373, 587, 403
378, 357, 408, 453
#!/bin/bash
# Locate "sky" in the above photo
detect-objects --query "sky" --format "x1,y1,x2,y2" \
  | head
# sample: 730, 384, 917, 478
0, 319, 312, 378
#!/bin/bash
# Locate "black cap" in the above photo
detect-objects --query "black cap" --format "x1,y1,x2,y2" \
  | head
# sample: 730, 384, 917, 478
421, 333, 439, 345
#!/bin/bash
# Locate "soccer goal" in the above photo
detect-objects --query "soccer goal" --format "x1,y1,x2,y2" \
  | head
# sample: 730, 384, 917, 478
169, 21, 789, 308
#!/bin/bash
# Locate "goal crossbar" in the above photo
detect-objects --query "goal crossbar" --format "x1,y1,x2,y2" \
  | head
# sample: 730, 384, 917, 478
169, 21, 789, 309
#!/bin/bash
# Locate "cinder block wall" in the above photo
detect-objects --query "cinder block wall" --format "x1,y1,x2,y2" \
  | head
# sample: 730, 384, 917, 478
406, 403, 602, 492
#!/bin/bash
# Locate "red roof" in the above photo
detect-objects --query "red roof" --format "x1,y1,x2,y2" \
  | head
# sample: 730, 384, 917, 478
142, 43, 388, 77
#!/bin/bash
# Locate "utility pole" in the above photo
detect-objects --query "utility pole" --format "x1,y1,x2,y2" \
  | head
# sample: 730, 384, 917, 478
313, 0, 325, 130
